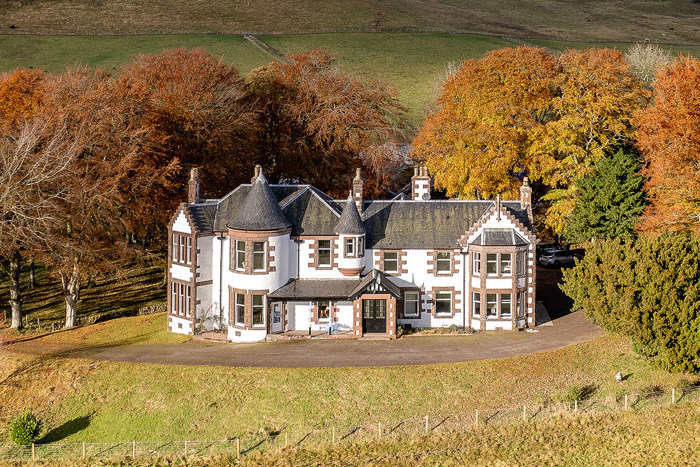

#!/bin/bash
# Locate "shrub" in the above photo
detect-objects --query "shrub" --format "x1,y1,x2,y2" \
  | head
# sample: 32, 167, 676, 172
560, 384, 597, 403
8, 411, 43, 446
561, 232, 700, 374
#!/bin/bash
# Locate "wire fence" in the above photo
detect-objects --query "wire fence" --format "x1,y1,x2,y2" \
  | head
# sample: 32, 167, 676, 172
1, 385, 698, 462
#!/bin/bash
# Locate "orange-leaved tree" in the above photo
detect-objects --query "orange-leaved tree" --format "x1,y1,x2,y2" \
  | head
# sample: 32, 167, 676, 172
413, 46, 648, 236
0, 69, 45, 128
636, 56, 700, 232
247, 49, 408, 198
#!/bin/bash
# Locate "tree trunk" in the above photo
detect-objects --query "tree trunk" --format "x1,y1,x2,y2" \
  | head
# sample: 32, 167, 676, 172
28, 258, 36, 289
61, 262, 81, 328
8, 250, 22, 329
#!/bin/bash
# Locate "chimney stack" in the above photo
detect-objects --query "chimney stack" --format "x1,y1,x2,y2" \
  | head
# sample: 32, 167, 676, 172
496, 193, 502, 220
188, 168, 200, 204
251, 164, 262, 183
520, 176, 532, 209
411, 166, 432, 200
352, 168, 364, 213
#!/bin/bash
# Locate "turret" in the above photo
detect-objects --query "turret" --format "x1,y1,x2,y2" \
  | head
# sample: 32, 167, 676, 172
335, 193, 366, 277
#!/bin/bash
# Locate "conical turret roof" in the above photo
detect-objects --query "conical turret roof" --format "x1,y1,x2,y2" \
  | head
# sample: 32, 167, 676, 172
335, 194, 365, 234
228, 172, 292, 231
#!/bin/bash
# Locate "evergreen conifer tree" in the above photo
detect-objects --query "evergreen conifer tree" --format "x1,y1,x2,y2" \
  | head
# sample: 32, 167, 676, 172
567, 149, 646, 242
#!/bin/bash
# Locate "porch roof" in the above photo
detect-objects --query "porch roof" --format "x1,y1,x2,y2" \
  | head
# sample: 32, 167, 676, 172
268, 279, 361, 300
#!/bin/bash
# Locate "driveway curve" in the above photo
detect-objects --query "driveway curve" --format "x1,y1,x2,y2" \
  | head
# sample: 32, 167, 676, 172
8, 310, 603, 368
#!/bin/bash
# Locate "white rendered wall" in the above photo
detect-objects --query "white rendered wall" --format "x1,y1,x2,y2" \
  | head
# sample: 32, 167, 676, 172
172, 210, 192, 234
170, 315, 193, 335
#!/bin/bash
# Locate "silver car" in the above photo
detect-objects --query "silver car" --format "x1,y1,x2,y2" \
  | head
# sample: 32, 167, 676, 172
538, 250, 582, 267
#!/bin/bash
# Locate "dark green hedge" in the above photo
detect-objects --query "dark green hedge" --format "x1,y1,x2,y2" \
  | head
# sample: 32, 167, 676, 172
561, 232, 700, 374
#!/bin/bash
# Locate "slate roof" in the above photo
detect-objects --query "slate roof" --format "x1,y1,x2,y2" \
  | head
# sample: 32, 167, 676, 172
184, 179, 534, 249
268, 279, 360, 299
335, 195, 366, 234
470, 228, 528, 246
228, 174, 293, 231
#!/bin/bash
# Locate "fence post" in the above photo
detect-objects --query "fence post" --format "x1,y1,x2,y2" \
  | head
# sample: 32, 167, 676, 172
672, 388, 676, 404
378, 421, 381, 439
475, 409, 479, 429
32, 443, 35, 461
425, 415, 429, 433
82, 441, 86, 459
184, 440, 188, 458
624, 394, 628, 411
574, 400, 578, 415
132, 440, 136, 458
236, 437, 240, 459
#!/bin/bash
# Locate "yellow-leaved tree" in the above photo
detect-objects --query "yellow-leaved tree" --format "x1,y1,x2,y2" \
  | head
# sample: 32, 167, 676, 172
413, 46, 648, 236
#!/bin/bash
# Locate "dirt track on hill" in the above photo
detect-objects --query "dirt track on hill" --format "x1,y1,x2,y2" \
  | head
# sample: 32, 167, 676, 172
7, 310, 603, 368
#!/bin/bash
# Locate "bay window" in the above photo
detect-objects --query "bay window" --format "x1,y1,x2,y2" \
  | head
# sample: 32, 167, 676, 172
252, 241, 266, 271
252, 294, 265, 326
235, 240, 246, 270
500, 253, 512, 276
486, 293, 497, 318
486, 253, 498, 275
472, 252, 481, 275
235, 293, 245, 325
516, 250, 525, 276
472, 291, 481, 318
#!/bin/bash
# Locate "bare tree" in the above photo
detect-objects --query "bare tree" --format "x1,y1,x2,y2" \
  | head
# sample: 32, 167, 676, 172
0, 119, 78, 329
625, 43, 673, 83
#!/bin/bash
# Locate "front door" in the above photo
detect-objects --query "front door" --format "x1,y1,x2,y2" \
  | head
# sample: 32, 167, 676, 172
363, 299, 386, 333
271, 302, 283, 333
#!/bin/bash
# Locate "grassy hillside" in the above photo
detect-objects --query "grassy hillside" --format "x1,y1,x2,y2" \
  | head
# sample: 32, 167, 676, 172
1, 0, 699, 42
2, 321, 698, 443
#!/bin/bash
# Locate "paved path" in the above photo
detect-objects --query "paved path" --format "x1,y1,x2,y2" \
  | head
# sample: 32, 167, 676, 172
7, 311, 603, 368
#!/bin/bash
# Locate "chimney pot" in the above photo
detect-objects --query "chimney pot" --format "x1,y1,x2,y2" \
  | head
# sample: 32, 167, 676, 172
188, 167, 200, 204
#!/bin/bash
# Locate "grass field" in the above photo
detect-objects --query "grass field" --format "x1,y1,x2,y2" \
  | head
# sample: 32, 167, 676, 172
1, 318, 698, 444
1, 0, 699, 43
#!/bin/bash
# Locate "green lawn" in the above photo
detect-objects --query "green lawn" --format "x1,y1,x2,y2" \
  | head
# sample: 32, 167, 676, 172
0, 34, 270, 74
2, 327, 698, 444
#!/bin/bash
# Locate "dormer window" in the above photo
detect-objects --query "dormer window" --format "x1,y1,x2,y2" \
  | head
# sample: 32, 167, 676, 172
252, 242, 266, 271
318, 240, 332, 267
235, 241, 246, 270
383, 252, 398, 273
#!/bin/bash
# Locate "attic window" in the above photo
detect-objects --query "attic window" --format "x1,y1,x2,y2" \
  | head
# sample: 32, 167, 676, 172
436, 251, 451, 273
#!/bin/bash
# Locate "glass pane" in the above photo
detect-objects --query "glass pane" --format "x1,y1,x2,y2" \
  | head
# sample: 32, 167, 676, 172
501, 254, 512, 274
487, 254, 497, 274
318, 240, 331, 265
501, 294, 512, 317
318, 301, 330, 319
363, 300, 373, 319
473, 253, 480, 274
486, 293, 497, 317
405, 291, 418, 301
253, 242, 264, 252
376, 300, 386, 318
437, 252, 451, 272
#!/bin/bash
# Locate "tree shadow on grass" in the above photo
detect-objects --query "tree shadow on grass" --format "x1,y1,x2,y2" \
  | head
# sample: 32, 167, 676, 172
39, 414, 92, 443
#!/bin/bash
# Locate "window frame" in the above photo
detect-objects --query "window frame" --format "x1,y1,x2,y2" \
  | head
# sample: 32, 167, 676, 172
500, 253, 512, 276
435, 291, 453, 316
403, 291, 420, 317
345, 238, 355, 258
178, 235, 186, 265
472, 291, 481, 318
486, 253, 498, 275
186, 237, 192, 265
252, 241, 266, 272
235, 240, 246, 271
272, 303, 282, 324
486, 293, 498, 318
383, 251, 399, 273
317, 300, 331, 322
472, 252, 481, 275
435, 251, 452, 274
235, 293, 246, 326
517, 291, 525, 318
317, 239, 332, 267
358, 237, 365, 257
500, 293, 512, 319
516, 250, 525, 276
251, 294, 265, 327
172, 234, 179, 263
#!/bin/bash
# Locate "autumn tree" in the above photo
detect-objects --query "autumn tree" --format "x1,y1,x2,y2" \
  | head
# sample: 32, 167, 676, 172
624, 43, 672, 83
566, 149, 646, 243
413, 46, 648, 236
636, 56, 700, 232
0, 119, 78, 328
0, 69, 45, 128
247, 49, 407, 198
115, 48, 258, 240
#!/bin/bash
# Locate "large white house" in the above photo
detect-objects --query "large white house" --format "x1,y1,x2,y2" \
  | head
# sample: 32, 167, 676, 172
167, 166, 536, 342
